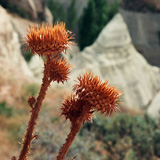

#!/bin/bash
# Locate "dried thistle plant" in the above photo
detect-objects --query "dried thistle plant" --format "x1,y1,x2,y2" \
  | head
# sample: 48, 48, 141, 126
57, 72, 121, 160
12, 21, 121, 160
12, 22, 73, 160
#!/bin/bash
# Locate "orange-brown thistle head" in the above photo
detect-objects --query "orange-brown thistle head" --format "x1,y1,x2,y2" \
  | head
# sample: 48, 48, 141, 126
61, 72, 121, 124
49, 57, 73, 83
73, 72, 121, 115
61, 94, 93, 124
24, 22, 73, 56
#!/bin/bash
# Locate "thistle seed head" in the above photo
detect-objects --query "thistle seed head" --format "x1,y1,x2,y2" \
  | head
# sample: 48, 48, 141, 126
24, 22, 73, 56
61, 72, 121, 124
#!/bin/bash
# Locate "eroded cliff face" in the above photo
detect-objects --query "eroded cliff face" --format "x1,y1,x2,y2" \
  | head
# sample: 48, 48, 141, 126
70, 14, 160, 109
120, 8, 160, 67
0, 6, 36, 105
147, 90, 160, 119
121, 0, 160, 12
0, 6, 34, 80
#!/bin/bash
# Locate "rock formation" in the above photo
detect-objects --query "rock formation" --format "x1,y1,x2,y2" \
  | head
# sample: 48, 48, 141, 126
0, 6, 34, 80
0, 0, 53, 22
28, 55, 44, 82
121, 0, 160, 12
147, 91, 160, 119
120, 0, 160, 67
120, 8, 160, 67
70, 14, 160, 109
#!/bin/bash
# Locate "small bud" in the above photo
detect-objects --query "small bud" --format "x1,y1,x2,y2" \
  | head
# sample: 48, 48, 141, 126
28, 97, 36, 108
12, 156, 17, 160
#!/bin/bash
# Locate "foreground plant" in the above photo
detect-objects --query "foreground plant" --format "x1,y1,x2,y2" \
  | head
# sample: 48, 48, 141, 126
12, 21, 121, 160
12, 22, 73, 160
57, 72, 121, 160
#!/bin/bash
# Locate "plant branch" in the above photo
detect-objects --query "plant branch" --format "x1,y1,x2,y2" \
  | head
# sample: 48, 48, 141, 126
18, 57, 52, 160
57, 121, 82, 160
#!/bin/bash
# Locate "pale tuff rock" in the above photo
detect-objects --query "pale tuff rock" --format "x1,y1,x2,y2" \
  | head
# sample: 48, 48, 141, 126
70, 14, 160, 109
9, 14, 35, 41
0, 6, 34, 80
147, 90, 160, 119
28, 55, 44, 82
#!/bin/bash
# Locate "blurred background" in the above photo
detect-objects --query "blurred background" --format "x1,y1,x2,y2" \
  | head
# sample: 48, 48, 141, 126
0, 0, 160, 159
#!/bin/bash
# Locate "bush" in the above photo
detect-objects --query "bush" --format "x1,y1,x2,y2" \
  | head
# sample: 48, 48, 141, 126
81, 113, 160, 160
79, 0, 119, 50
21, 83, 40, 102
153, 131, 160, 157
0, 102, 13, 117
25, 83, 40, 97
46, 0, 66, 23
46, 0, 77, 31
66, 0, 77, 31
22, 50, 33, 62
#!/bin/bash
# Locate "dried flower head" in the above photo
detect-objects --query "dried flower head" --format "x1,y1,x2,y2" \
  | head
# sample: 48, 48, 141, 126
61, 72, 121, 123
61, 94, 93, 123
24, 22, 73, 56
73, 72, 121, 115
49, 57, 73, 83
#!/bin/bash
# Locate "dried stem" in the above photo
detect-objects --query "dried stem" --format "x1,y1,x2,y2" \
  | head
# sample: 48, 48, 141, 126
57, 121, 82, 160
18, 57, 52, 160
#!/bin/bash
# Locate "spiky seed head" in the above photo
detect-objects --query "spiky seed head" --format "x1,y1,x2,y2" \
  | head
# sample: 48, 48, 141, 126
24, 22, 73, 56
61, 94, 93, 124
73, 72, 121, 115
49, 57, 73, 83
61, 72, 121, 124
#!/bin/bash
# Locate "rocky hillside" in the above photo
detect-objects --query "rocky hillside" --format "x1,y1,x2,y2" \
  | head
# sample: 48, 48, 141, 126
0, 6, 33, 80
0, 6, 35, 104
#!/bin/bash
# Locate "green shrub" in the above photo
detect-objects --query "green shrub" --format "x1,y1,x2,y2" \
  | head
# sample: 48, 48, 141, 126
153, 131, 160, 157
46, 0, 66, 23
50, 117, 59, 123
23, 50, 33, 62
46, 0, 77, 31
81, 113, 160, 160
21, 83, 40, 102
10, 124, 25, 144
66, 0, 77, 31
79, 0, 119, 50
25, 83, 39, 97
124, 149, 138, 160
0, 102, 13, 117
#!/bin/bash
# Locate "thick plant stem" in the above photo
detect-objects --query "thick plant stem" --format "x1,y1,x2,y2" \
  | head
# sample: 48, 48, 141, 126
18, 58, 52, 160
57, 122, 82, 160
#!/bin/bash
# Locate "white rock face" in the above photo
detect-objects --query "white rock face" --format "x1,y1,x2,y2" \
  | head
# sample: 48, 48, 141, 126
28, 55, 44, 82
147, 91, 160, 119
0, 6, 34, 80
70, 14, 160, 108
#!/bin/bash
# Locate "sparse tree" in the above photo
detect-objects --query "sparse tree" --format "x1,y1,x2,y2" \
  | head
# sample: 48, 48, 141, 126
79, 0, 119, 50
79, 0, 97, 50
66, 0, 77, 31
